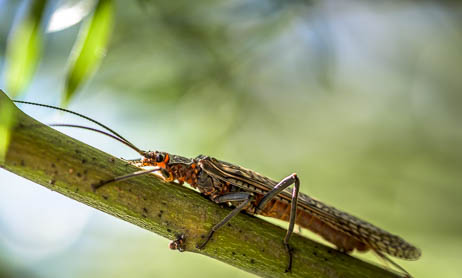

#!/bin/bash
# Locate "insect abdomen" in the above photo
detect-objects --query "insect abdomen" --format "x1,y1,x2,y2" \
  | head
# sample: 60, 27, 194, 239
258, 199, 369, 253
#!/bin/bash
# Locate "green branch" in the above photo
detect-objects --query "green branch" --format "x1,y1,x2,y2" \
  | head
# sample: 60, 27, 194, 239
0, 89, 401, 278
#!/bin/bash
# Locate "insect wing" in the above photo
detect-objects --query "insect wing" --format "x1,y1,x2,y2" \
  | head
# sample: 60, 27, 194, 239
295, 193, 421, 260
200, 156, 421, 260
199, 156, 420, 260
198, 156, 278, 194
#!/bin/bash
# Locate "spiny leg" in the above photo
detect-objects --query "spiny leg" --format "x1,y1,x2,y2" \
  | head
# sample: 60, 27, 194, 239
256, 173, 300, 273
122, 158, 143, 169
196, 192, 252, 250
124, 158, 144, 164
374, 250, 412, 278
92, 167, 162, 190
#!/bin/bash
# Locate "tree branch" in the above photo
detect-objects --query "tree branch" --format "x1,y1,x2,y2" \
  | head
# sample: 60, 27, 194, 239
0, 89, 401, 278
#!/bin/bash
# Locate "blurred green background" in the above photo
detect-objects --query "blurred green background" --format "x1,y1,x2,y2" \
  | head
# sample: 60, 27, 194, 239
1, 0, 461, 277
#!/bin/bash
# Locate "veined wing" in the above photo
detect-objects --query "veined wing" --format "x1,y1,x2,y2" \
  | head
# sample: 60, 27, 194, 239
200, 156, 421, 260
292, 191, 421, 260
198, 156, 279, 194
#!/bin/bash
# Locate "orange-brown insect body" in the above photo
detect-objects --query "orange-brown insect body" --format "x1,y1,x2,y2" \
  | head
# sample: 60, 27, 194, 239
139, 152, 421, 261
141, 152, 200, 185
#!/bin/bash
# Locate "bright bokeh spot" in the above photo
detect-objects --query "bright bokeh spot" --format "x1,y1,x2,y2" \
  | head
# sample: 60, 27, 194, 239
47, 0, 95, 32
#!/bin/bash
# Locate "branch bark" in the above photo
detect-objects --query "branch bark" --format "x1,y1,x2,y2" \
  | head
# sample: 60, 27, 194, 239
0, 89, 401, 278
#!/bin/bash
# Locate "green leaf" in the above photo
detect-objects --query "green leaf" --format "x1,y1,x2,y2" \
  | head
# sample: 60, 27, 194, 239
0, 90, 17, 162
5, 0, 48, 97
63, 0, 114, 106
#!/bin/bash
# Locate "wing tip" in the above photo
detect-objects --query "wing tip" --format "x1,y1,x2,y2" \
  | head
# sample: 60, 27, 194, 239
405, 246, 422, 260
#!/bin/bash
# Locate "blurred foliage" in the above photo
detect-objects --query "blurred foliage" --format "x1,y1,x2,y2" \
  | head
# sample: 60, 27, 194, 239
64, 0, 114, 106
4, 0, 47, 97
1, 0, 462, 278
1, 0, 113, 165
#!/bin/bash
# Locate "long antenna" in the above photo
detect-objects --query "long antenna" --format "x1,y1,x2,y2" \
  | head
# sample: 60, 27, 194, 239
13, 100, 145, 155
50, 124, 145, 154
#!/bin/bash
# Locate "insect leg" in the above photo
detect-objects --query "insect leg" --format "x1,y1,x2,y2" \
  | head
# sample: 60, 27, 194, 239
374, 250, 412, 278
92, 167, 162, 190
255, 173, 300, 272
125, 158, 143, 162
196, 192, 252, 250
169, 234, 186, 252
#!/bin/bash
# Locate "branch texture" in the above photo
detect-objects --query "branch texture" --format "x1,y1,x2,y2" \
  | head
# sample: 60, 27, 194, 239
0, 90, 401, 278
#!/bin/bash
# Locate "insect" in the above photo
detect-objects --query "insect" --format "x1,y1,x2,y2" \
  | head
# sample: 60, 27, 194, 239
14, 100, 421, 276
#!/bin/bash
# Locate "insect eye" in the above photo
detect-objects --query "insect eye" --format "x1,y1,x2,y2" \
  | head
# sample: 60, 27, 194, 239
156, 154, 164, 163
